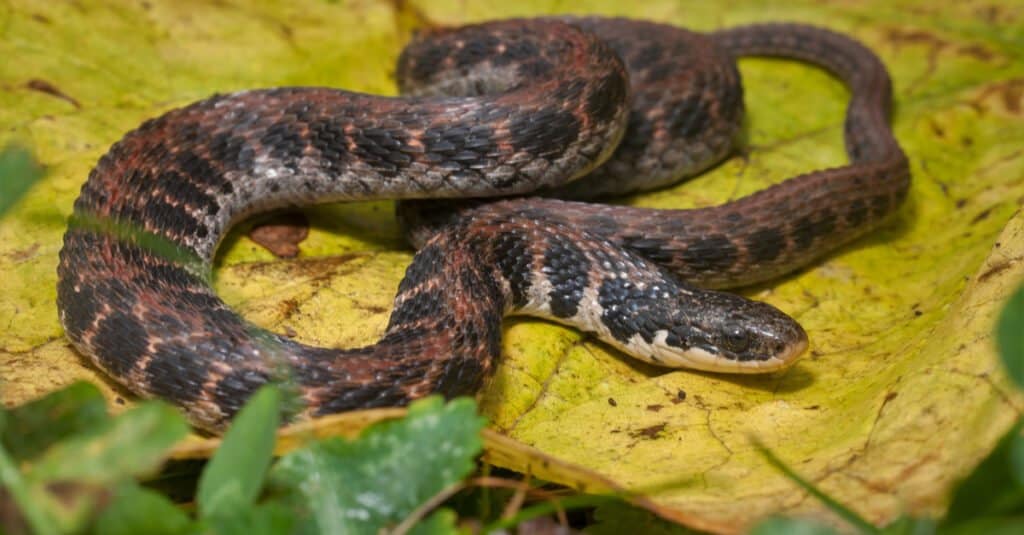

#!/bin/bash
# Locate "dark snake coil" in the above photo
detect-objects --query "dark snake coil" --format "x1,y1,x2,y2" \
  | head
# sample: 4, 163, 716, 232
56, 17, 910, 431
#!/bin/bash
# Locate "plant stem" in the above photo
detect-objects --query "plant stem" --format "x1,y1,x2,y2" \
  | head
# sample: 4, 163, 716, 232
0, 444, 59, 535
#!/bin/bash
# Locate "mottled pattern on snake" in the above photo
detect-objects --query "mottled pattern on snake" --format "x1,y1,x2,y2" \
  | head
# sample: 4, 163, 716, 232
57, 18, 909, 431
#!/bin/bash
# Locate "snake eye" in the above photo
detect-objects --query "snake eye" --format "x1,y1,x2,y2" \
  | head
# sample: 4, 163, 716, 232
721, 325, 751, 354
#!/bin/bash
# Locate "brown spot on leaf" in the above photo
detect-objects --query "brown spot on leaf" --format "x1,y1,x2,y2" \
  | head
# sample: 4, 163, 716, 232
25, 79, 80, 108
248, 211, 309, 258
959, 44, 995, 62
631, 423, 667, 439
971, 207, 993, 224
607, 397, 617, 407
7, 243, 40, 262
979, 261, 1013, 283
885, 28, 949, 49
646, 404, 663, 412
966, 79, 1024, 116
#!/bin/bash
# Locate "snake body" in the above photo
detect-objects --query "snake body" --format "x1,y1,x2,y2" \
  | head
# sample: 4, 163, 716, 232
57, 18, 909, 430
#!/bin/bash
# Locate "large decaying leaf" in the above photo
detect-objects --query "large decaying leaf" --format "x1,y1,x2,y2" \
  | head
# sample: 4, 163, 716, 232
1, 0, 1023, 532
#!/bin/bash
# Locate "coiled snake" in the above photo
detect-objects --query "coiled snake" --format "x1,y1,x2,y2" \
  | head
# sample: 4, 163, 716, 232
57, 17, 910, 431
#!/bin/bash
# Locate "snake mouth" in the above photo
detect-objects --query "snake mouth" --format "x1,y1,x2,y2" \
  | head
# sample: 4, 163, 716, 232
630, 325, 809, 374
691, 334, 808, 374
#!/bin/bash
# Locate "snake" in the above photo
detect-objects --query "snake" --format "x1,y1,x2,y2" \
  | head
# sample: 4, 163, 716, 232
56, 17, 909, 431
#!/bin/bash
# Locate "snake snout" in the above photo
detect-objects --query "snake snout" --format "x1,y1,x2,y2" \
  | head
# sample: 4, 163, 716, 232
707, 299, 808, 373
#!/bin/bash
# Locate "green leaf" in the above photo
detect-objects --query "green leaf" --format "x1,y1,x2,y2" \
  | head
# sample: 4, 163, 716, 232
92, 483, 193, 535
587, 501, 700, 535
943, 419, 1024, 524
1010, 430, 1024, 488
0, 144, 45, 217
997, 283, 1024, 389
0, 444, 60, 535
408, 508, 459, 535
203, 502, 295, 535
3, 401, 187, 535
270, 396, 484, 534
748, 517, 839, 535
938, 516, 1024, 535
28, 401, 187, 484
197, 385, 281, 519
880, 515, 937, 535
1, 382, 110, 462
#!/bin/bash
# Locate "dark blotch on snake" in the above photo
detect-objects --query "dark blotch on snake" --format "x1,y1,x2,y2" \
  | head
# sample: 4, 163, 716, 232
621, 235, 677, 264
56, 266, 97, 340
680, 234, 739, 272
212, 368, 272, 420
307, 118, 350, 174
846, 198, 868, 227
159, 171, 219, 217
493, 229, 532, 308
92, 310, 149, 377
144, 343, 212, 405
174, 151, 229, 193
262, 121, 307, 171
206, 132, 255, 171
586, 69, 629, 127
746, 227, 786, 263
315, 381, 411, 416
351, 127, 412, 177
814, 209, 837, 239
404, 42, 451, 83
388, 287, 447, 328
543, 236, 590, 318
792, 215, 817, 250
871, 194, 891, 218
141, 195, 205, 240
435, 354, 487, 397
397, 242, 445, 294
507, 107, 581, 155
667, 94, 712, 139
494, 40, 540, 64
597, 276, 650, 344
454, 33, 500, 67
422, 123, 499, 169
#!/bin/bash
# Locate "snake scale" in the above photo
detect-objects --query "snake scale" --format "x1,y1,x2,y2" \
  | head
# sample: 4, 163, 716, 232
57, 17, 909, 431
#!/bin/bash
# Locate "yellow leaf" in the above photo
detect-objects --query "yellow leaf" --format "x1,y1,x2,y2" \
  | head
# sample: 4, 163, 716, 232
2, 0, 1023, 533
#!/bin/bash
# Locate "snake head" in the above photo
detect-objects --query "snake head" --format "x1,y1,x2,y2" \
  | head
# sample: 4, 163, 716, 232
597, 278, 808, 373
676, 292, 809, 372
661, 289, 808, 372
